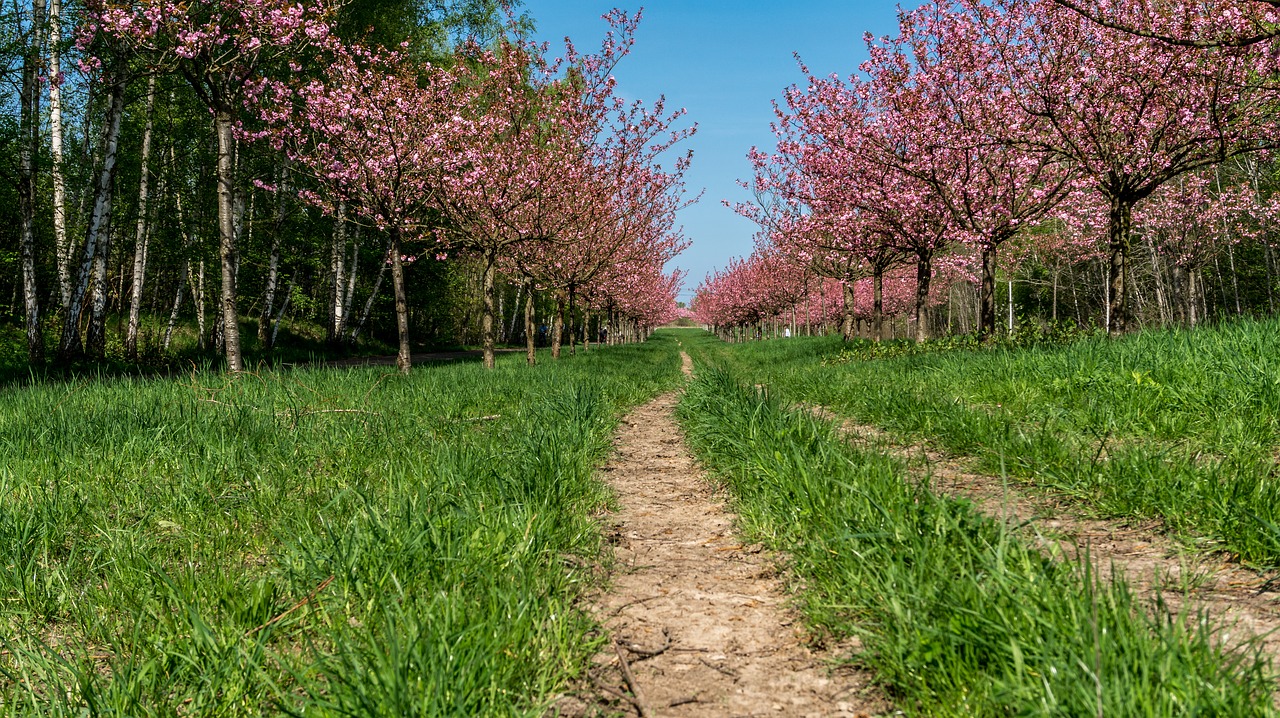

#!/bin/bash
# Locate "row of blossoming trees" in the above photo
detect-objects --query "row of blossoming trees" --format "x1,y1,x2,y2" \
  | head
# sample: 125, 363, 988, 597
694, 0, 1280, 342
6, 0, 686, 372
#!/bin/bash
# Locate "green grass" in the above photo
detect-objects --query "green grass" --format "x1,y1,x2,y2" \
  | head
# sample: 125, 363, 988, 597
0, 314, 409, 389
674, 355, 1276, 716
0, 335, 682, 716
683, 318, 1280, 566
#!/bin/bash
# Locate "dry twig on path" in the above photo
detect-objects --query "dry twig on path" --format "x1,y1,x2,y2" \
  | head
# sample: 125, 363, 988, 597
614, 640, 652, 716
619, 628, 671, 661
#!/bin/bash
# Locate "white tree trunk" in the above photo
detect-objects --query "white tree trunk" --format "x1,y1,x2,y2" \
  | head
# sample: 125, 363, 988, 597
19, 0, 45, 363
348, 239, 390, 343
259, 161, 288, 347
214, 112, 243, 370
61, 71, 125, 358
338, 225, 359, 339
272, 271, 297, 347
329, 202, 347, 342
126, 77, 157, 358
193, 260, 206, 349
163, 262, 187, 351
48, 0, 71, 312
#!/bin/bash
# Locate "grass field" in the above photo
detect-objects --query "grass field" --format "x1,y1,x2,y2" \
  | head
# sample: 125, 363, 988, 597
675, 329, 1277, 715
678, 318, 1280, 567
0, 337, 681, 716
4, 320, 1276, 716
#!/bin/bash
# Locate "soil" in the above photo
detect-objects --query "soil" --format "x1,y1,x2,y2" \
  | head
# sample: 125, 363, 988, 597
816, 407, 1280, 673
560, 354, 892, 717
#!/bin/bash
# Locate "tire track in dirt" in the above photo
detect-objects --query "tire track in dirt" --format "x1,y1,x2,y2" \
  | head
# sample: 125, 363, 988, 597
816, 407, 1280, 680
562, 354, 890, 717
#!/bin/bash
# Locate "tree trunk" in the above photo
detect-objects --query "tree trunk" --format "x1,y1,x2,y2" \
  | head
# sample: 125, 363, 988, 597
48, 0, 70, 313
481, 254, 497, 369
259, 162, 288, 346
551, 293, 565, 359
841, 282, 855, 341
18, 0, 44, 363
1106, 195, 1133, 336
1227, 241, 1242, 316
126, 77, 158, 359
507, 279, 523, 345
1146, 235, 1169, 325
61, 71, 126, 359
1007, 278, 1014, 335
389, 229, 411, 373
872, 266, 884, 342
272, 271, 296, 347
349, 235, 391, 343
215, 111, 244, 371
1212, 248, 1227, 319
163, 262, 187, 351
1170, 263, 1184, 326
85, 234, 113, 356
524, 281, 536, 366
193, 260, 206, 349
1266, 244, 1277, 315
567, 283, 578, 356
1070, 262, 1082, 328
1052, 266, 1060, 323
914, 251, 931, 343
328, 202, 347, 344
339, 226, 359, 339
496, 283, 506, 344
979, 244, 997, 341
1182, 264, 1192, 326
168, 159, 197, 351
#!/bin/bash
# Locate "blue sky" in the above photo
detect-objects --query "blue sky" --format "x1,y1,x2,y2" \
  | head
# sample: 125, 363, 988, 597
521, 1, 914, 301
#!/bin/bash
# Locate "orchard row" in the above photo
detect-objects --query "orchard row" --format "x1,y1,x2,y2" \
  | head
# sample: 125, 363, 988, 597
696, 0, 1280, 341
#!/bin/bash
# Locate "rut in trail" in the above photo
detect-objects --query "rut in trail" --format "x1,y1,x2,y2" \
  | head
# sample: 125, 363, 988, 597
565, 353, 890, 717
819, 408, 1280, 680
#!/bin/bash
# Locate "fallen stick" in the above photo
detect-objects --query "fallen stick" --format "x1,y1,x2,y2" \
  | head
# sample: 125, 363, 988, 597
620, 628, 671, 660
245, 575, 334, 638
608, 594, 663, 617
293, 409, 381, 418
590, 674, 644, 715
698, 656, 739, 679
614, 640, 652, 717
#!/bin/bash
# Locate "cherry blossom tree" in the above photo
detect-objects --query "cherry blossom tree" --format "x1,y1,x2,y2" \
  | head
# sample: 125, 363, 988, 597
431, 10, 692, 369
512, 161, 691, 359
862, 0, 1074, 339
258, 45, 454, 373
1050, 0, 1280, 48
982, 0, 1277, 333
743, 75, 918, 342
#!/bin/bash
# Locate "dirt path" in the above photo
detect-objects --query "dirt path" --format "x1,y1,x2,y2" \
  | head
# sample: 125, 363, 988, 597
564, 354, 890, 717
819, 409, 1280, 671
